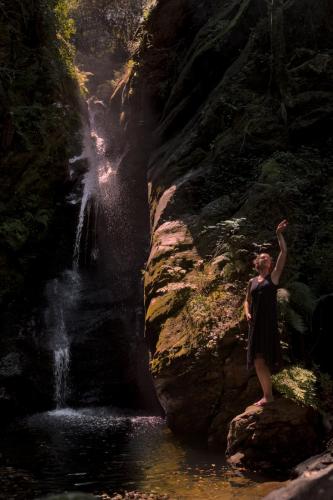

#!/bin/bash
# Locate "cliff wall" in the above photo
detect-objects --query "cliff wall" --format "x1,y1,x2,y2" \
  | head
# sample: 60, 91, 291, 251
114, 0, 333, 448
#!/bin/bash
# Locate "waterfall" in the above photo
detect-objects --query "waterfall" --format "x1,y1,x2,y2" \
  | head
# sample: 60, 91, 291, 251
54, 347, 70, 408
45, 94, 152, 410
72, 123, 99, 270
47, 98, 107, 408
45, 276, 72, 408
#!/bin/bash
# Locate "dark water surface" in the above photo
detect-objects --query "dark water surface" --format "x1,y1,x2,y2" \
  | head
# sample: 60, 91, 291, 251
0, 407, 283, 499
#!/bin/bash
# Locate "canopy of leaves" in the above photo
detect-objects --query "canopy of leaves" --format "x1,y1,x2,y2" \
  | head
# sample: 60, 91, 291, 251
69, 0, 144, 94
70, 0, 143, 59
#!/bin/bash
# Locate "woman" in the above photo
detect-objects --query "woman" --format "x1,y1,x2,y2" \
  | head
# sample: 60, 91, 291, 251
244, 220, 288, 406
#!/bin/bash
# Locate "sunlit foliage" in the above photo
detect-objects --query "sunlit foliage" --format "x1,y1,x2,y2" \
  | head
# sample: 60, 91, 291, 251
70, 0, 144, 56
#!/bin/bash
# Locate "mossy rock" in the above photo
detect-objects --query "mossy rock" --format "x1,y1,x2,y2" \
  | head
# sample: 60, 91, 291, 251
145, 251, 195, 298
146, 287, 191, 332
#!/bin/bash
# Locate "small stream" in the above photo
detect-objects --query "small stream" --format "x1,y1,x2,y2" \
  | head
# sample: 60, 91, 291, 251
0, 407, 283, 500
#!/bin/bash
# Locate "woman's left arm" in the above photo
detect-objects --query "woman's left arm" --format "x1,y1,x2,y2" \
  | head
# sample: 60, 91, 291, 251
271, 219, 288, 285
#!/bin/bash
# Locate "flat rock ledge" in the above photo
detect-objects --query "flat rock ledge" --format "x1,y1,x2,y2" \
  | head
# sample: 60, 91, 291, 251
226, 398, 321, 470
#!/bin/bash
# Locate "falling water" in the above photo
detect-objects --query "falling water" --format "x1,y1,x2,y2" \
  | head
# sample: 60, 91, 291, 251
45, 276, 73, 408
49, 97, 111, 408
54, 347, 70, 408
72, 123, 99, 270
47, 94, 149, 409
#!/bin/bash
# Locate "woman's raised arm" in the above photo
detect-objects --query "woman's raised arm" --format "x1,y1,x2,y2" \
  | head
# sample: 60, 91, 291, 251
271, 219, 288, 285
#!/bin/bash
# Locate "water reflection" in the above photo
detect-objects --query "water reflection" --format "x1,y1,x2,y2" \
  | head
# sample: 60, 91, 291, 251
0, 407, 283, 499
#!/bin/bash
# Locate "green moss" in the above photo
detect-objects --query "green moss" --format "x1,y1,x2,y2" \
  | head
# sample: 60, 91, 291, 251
145, 257, 178, 296
185, 288, 227, 331
146, 288, 190, 327
151, 338, 191, 374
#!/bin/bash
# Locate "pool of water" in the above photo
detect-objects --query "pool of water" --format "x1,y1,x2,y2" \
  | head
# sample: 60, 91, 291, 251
0, 407, 284, 499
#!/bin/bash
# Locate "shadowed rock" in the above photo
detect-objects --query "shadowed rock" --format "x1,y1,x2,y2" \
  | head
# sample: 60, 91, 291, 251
263, 464, 333, 500
226, 398, 322, 469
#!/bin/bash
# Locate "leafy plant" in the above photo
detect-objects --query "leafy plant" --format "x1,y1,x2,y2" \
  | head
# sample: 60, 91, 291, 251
272, 365, 318, 408
277, 281, 316, 336
273, 364, 333, 416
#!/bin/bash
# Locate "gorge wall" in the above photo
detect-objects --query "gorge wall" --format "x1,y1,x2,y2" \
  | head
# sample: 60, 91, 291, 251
0, 0, 80, 418
112, 0, 333, 450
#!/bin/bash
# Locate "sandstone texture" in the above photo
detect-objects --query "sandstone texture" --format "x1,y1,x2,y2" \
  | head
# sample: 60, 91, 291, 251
111, 0, 333, 456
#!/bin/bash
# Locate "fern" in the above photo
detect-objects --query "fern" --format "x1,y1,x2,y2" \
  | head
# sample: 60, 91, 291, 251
286, 307, 306, 334
287, 281, 316, 315
272, 366, 318, 408
278, 281, 316, 335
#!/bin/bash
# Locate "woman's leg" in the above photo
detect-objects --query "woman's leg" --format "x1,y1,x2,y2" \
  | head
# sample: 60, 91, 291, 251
254, 355, 274, 405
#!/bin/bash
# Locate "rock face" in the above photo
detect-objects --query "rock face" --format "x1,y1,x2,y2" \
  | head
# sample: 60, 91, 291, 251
264, 450, 333, 499
293, 447, 333, 476
226, 399, 321, 469
111, 0, 333, 452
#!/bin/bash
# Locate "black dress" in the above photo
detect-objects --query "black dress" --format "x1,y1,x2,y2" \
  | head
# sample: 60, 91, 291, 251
247, 274, 281, 372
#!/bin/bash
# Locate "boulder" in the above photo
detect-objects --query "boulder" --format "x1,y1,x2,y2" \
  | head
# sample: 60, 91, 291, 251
263, 445, 333, 498
226, 398, 322, 469
293, 448, 333, 477
263, 464, 333, 500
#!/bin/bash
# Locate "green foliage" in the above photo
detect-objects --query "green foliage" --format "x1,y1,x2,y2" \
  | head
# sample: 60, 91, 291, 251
142, 0, 156, 21
35, 209, 54, 231
272, 366, 318, 408
54, 0, 76, 73
0, 0, 81, 304
273, 365, 333, 414
277, 281, 316, 336
186, 289, 225, 331
178, 269, 235, 352
288, 282, 316, 316
75, 67, 93, 95
0, 219, 30, 252
68, 0, 150, 98
201, 217, 253, 279
72, 0, 136, 51
11, 103, 73, 151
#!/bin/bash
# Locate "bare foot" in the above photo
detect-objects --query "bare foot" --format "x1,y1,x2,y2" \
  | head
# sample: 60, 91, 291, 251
253, 397, 274, 407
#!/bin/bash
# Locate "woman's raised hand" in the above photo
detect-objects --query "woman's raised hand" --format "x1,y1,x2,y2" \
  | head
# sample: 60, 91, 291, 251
276, 219, 288, 234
